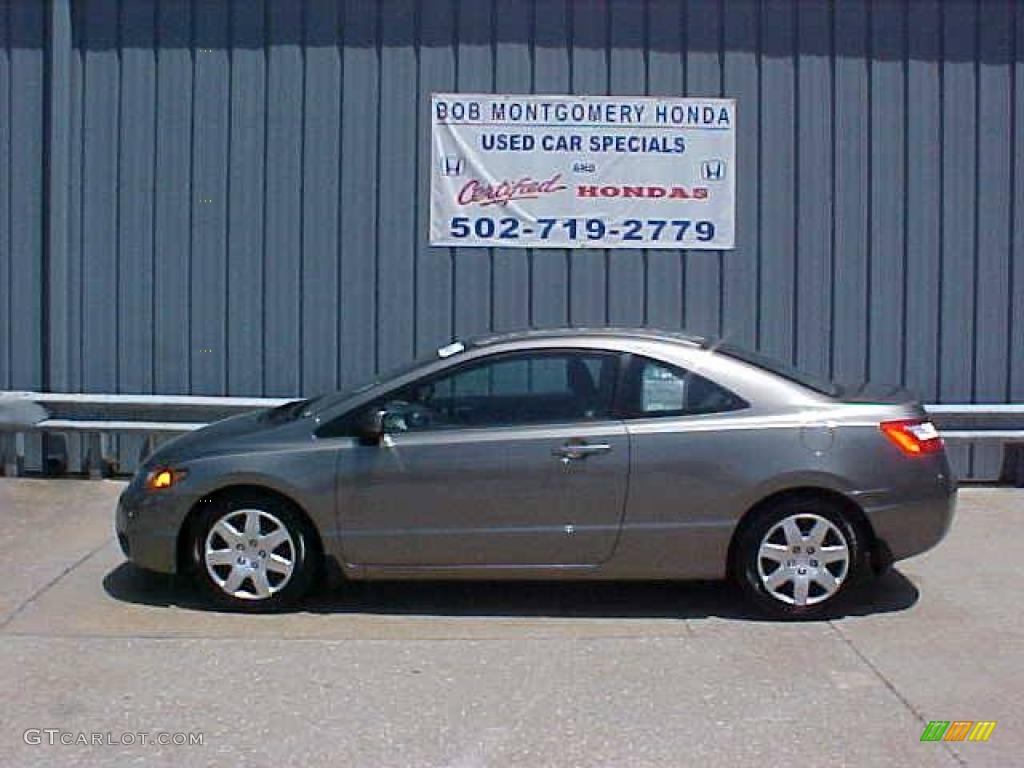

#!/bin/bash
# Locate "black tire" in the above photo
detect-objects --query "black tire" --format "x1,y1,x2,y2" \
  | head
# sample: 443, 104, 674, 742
188, 490, 319, 612
733, 496, 865, 620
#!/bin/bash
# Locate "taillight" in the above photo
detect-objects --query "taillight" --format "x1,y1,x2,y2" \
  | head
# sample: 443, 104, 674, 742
880, 419, 944, 456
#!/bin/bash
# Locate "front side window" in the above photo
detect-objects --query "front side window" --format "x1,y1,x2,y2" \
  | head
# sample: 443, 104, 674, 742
626, 357, 747, 418
367, 350, 620, 433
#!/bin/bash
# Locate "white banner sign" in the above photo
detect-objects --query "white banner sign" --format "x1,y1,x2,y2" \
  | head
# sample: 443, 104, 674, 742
430, 94, 735, 250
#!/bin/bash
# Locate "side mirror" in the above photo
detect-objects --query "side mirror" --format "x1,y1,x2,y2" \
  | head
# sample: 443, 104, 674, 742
355, 408, 386, 445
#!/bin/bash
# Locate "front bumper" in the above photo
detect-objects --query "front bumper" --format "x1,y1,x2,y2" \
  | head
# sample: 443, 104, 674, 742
115, 482, 193, 574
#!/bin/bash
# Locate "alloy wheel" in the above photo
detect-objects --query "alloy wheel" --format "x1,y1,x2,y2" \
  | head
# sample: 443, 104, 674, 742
756, 512, 850, 607
203, 508, 296, 600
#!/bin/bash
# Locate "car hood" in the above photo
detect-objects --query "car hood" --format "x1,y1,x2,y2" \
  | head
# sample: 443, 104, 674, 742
143, 408, 278, 466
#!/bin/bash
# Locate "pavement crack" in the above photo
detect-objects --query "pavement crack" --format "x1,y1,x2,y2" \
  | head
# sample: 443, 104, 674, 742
828, 621, 968, 768
0, 538, 111, 632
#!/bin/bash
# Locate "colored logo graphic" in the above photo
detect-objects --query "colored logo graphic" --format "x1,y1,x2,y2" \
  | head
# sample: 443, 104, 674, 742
920, 721, 996, 742
439, 155, 465, 177
700, 159, 726, 181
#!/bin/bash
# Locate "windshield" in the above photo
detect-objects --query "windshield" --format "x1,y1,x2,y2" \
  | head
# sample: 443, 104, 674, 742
303, 353, 445, 416
261, 396, 321, 424
717, 343, 840, 397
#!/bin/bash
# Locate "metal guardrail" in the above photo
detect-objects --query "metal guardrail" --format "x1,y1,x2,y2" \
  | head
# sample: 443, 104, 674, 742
0, 391, 292, 478
927, 405, 1024, 485
922, 404, 1024, 441
1, 391, 1023, 481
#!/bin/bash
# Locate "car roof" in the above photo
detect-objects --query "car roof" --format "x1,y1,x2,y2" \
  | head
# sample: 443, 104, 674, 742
469, 326, 710, 350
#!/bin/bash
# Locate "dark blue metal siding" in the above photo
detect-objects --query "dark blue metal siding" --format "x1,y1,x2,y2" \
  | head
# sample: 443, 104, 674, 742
227, 0, 266, 397
1015, 5, 1024, 411
2, 0, 44, 392
721, 1, 758, 351
1, 0, 1022, 479
0, 0, 9, 392
152, 0, 192, 396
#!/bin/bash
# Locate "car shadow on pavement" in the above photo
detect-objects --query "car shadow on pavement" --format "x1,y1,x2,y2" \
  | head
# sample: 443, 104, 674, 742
103, 563, 919, 622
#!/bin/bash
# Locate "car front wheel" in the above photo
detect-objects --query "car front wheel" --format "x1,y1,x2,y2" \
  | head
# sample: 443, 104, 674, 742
189, 492, 318, 612
734, 497, 864, 620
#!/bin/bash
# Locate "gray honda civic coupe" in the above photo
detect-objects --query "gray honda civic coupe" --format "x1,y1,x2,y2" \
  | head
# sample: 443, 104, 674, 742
116, 328, 955, 619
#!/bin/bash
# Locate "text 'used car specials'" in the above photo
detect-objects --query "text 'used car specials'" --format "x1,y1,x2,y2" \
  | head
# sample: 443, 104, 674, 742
430, 94, 736, 249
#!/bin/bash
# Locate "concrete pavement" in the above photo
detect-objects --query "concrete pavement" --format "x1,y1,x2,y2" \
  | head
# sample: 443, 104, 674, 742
0, 479, 1019, 767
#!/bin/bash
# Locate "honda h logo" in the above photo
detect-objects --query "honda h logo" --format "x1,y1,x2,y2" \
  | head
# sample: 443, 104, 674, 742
440, 155, 465, 177
700, 159, 726, 181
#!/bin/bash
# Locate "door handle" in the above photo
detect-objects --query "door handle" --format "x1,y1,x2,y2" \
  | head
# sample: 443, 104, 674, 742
552, 442, 613, 462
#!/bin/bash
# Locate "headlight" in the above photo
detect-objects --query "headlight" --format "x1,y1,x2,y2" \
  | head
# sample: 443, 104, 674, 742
145, 467, 188, 491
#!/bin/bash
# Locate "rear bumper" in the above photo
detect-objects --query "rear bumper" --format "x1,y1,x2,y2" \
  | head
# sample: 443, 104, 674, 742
115, 483, 192, 574
860, 483, 957, 562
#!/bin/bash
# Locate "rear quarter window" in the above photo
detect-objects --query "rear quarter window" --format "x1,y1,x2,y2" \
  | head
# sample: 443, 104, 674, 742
626, 357, 748, 418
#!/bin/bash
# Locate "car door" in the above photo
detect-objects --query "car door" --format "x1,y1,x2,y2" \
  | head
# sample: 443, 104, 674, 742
617, 354, 753, 576
333, 349, 629, 567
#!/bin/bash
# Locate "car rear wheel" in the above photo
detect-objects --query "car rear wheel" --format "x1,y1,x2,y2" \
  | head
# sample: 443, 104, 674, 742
189, 492, 318, 612
734, 497, 863, 620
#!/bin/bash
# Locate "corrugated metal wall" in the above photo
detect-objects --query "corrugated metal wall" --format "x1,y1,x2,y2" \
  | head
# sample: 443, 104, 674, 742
1, 0, 1022, 479
0, 1, 44, 392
